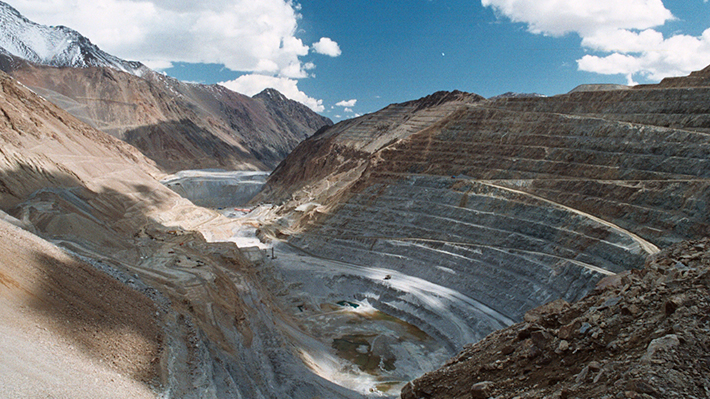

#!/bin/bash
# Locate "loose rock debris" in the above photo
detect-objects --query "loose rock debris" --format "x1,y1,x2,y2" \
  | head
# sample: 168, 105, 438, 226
401, 238, 710, 399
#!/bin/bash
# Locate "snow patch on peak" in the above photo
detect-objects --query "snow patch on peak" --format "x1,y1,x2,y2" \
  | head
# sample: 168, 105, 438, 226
254, 88, 288, 102
0, 1, 147, 76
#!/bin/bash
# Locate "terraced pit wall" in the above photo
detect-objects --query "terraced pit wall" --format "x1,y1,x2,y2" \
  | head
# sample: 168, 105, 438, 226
265, 78, 710, 351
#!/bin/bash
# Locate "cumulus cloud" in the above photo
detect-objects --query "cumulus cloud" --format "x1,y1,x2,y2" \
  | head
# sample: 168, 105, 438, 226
312, 37, 342, 57
335, 99, 357, 107
220, 74, 324, 112
13, 0, 305, 73
578, 28, 710, 81
12, 0, 333, 110
482, 0, 710, 82
481, 0, 672, 37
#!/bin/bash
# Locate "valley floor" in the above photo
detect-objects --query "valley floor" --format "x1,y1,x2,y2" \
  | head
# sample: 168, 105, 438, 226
159, 170, 518, 397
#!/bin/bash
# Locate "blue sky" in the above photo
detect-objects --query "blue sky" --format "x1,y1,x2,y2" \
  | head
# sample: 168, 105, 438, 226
12, 0, 710, 121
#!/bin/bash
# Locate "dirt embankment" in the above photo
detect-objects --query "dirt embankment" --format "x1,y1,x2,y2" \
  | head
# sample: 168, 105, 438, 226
0, 217, 163, 398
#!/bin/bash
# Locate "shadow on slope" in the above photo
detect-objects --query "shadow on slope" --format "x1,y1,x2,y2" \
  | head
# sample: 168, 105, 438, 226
0, 171, 165, 388
123, 119, 269, 173
0, 66, 364, 397
1, 164, 364, 398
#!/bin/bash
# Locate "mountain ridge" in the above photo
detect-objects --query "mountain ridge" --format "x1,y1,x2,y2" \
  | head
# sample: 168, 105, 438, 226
0, 1, 148, 74
2, 1, 710, 395
2, 54, 710, 397
0, 1, 332, 172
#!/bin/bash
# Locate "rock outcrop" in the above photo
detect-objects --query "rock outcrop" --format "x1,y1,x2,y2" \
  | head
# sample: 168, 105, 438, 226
400, 238, 710, 399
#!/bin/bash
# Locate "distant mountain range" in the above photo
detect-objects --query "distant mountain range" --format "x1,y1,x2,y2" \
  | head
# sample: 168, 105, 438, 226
0, 1, 332, 172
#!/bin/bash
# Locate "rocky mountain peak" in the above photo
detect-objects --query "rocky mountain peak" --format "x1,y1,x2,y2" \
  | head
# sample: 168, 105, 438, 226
0, 2, 332, 172
0, 1, 147, 75
253, 87, 333, 135
400, 89, 485, 111
254, 87, 289, 103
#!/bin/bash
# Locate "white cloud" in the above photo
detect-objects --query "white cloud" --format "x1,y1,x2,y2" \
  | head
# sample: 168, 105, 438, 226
335, 99, 357, 107
578, 28, 710, 81
142, 60, 174, 70
482, 0, 710, 82
581, 29, 666, 53
312, 37, 342, 57
481, 0, 672, 37
220, 74, 324, 112
11, 0, 336, 110
13, 1, 304, 73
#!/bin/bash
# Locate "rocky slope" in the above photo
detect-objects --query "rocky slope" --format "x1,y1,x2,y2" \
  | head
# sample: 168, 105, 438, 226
400, 238, 710, 399
0, 214, 162, 399
3, 8, 710, 393
0, 1, 332, 172
0, 69, 355, 398
255, 66, 710, 380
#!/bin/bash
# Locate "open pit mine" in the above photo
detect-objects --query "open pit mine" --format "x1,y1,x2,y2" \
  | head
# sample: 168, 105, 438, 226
1, 56, 710, 399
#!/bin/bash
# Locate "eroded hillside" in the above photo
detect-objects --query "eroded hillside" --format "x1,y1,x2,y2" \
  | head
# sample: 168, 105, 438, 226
1, 57, 331, 172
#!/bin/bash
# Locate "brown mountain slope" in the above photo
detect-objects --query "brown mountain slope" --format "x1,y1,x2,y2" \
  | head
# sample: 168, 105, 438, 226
0, 54, 332, 172
0, 215, 162, 399
0, 67, 172, 396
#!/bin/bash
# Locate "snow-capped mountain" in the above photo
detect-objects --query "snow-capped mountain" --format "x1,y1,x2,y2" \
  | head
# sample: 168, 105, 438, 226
0, 1, 332, 172
0, 1, 147, 75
